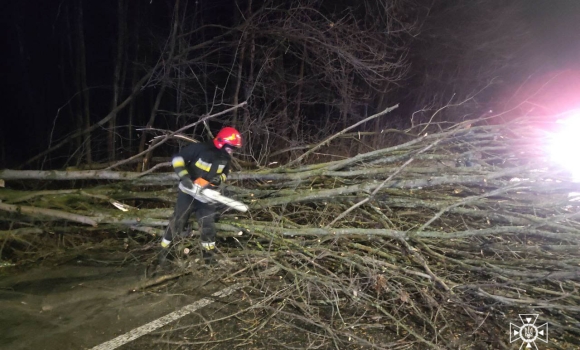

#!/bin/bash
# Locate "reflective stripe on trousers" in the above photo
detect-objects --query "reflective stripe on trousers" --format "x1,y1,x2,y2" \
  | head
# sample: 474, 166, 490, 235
201, 241, 216, 250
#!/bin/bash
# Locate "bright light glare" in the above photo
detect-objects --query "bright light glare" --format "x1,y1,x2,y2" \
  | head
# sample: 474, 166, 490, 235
548, 116, 580, 182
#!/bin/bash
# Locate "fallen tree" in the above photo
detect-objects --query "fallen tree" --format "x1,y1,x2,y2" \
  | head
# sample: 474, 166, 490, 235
1, 117, 579, 349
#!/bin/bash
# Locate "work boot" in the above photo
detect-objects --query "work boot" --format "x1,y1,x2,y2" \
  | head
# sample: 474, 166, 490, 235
200, 241, 217, 265
202, 249, 217, 265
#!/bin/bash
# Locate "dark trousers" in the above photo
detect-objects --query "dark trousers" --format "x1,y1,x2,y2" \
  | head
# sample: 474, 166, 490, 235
163, 191, 217, 245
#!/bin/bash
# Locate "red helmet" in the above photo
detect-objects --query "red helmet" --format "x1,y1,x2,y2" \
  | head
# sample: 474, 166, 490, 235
213, 127, 242, 150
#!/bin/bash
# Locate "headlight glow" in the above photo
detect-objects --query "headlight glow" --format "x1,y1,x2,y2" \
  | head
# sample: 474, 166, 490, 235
548, 116, 580, 181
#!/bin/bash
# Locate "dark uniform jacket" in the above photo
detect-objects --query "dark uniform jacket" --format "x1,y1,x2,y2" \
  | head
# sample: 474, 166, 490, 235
172, 142, 231, 185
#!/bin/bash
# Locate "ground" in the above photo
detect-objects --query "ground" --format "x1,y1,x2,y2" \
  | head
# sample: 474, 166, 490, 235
1, 243, 574, 350
0, 253, 253, 350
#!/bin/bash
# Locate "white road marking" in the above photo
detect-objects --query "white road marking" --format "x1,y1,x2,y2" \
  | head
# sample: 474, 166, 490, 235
90, 283, 246, 350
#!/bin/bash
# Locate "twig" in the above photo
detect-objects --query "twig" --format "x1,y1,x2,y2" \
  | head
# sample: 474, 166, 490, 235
326, 134, 440, 228
286, 104, 399, 167
105, 101, 247, 170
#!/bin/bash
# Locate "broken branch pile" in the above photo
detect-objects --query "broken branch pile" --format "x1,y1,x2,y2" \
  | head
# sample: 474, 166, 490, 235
1, 118, 579, 348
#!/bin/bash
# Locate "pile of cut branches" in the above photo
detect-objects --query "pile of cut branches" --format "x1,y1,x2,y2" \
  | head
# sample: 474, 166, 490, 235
1, 117, 579, 349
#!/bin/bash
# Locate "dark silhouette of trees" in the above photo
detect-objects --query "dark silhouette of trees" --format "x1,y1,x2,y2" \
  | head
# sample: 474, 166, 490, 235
404, 0, 532, 126
2, 0, 533, 169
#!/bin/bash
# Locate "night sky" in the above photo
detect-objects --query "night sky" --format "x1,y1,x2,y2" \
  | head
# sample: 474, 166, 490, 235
525, 0, 580, 67
1, 0, 580, 169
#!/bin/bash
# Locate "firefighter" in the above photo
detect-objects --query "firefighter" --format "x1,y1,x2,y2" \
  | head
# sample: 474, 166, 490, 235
158, 127, 242, 265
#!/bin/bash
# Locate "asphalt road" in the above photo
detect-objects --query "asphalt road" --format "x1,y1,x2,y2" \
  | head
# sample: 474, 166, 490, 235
0, 262, 237, 350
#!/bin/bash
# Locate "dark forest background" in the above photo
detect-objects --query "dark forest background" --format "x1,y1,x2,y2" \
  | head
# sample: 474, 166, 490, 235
2, 0, 580, 170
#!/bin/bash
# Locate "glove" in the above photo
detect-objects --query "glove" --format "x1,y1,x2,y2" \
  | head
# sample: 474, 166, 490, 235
180, 177, 194, 189
209, 175, 222, 186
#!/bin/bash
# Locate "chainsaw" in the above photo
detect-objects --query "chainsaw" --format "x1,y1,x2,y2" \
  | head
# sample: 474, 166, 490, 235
178, 178, 249, 212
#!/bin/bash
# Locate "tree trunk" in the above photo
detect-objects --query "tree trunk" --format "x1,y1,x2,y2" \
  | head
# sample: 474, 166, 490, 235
108, 0, 127, 161
279, 55, 289, 140
243, 26, 254, 130
231, 37, 246, 127
138, 0, 181, 171
61, 5, 82, 163
76, 0, 92, 164
3, 119, 580, 348
128, 2, 141, 155
293, 43, 306, 139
